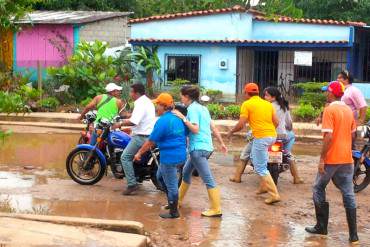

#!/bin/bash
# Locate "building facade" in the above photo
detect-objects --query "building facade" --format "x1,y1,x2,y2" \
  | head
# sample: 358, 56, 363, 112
129, 6, 369, 100
1, 11, 131, 80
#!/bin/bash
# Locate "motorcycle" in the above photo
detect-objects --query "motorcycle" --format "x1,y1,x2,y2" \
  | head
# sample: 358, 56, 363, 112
267, 140, 291, 185
352, 122, 370, 193
245, 132, 291, 185
66, 117, 163, 189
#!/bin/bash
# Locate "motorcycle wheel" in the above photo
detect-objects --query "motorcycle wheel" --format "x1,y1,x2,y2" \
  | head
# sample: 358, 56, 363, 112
353, 157, 370, 193
268, 163, 279, 185
66, 148, 106, 185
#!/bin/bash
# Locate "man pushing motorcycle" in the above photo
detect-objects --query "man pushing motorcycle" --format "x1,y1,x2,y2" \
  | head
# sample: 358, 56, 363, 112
115, 83, 156, 195
78, 82, 125, 145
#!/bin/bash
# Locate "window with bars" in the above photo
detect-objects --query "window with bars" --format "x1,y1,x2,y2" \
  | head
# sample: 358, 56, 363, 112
166, 55, 200, 84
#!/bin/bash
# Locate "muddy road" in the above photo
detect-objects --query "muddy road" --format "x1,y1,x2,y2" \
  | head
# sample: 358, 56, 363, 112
0, 126, 369, 246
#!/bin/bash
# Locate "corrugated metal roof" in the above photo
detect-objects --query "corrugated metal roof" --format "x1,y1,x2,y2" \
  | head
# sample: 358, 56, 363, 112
129, 5, 366, 27
129, 38, 349, 45
16, 11, 132, 24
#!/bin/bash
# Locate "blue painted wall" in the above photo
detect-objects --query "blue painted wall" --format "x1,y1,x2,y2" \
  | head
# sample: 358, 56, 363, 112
156, 44, 237, 96
252, 21, 351, 42
353, 83, 370, 100
132, 13, 253, 40
132, 13, 351, 43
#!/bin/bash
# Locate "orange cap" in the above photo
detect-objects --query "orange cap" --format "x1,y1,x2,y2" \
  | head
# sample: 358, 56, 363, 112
152, 93, 174, 107
244, 83, 259, 94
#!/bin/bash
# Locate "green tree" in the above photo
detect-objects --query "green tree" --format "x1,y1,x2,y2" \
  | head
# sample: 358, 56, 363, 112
257, 0, 303, 19
129, 46, 161, 91
296, 0, 370, 23
0, 0, 36, 31
47, 40, 117, 102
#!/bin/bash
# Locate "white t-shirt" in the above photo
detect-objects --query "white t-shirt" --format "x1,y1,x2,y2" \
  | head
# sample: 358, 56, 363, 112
130, 95, 156, 135
272, 101, 287, 136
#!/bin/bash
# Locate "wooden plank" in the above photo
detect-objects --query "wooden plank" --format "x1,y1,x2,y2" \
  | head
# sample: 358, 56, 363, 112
0, 29, 13, 70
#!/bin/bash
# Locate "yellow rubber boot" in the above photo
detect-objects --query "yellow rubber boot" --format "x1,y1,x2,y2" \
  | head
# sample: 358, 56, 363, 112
202, 187, 222, 217
229, 160, 248, 183
178, 181, 190, 208
256, 178, 268, 195
289, 161, 304, 184
262, 174, 281, 204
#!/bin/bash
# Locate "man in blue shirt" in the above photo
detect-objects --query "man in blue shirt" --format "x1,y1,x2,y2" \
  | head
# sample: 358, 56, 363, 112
134, 93, 187, 219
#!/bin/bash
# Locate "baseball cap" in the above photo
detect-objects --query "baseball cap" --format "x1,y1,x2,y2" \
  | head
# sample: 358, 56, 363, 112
152, 93, 174, 107
244, 83, 259, 94
322, 81, 345, 97
105, 83, 122, 92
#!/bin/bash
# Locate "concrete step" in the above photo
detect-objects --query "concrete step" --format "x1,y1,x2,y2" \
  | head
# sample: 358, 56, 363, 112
0, 213, 147, 247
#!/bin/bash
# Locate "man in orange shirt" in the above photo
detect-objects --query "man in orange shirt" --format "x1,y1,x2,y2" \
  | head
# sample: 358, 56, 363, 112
305, 81, 359, 244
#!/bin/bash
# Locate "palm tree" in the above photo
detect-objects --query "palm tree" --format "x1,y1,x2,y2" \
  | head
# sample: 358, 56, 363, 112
129, 46, 161, 90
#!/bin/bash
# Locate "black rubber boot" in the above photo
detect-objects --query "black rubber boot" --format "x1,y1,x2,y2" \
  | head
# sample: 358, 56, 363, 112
345, 208, 359, 244
305, 202, 329, 235
160, 201, 179, 219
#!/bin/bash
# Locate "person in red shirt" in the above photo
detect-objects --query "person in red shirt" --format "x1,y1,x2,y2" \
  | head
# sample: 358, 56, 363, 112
305, 82, 359, 244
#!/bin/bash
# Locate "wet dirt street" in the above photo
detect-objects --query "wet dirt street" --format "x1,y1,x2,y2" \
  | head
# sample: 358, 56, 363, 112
0, 126, 370, 246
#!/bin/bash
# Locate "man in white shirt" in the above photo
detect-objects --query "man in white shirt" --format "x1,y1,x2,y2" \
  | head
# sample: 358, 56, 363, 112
118, 83, 156, 195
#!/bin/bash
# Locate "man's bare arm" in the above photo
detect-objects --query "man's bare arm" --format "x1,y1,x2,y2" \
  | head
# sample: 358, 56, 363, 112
78, 96, 100, 120
227, 117, 248, 138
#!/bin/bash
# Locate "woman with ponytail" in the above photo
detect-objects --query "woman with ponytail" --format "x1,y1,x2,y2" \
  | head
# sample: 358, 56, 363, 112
264, 87, 304, 184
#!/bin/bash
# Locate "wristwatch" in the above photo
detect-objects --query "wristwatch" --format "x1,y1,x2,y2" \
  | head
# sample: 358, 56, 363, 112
183, 118, 188, 123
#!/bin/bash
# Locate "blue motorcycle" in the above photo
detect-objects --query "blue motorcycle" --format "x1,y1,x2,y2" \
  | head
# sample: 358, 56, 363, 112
352, 122, 370, 193
66, 117, 162, 188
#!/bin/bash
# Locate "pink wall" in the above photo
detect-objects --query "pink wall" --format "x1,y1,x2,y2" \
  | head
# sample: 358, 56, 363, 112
16, 24, 74, 67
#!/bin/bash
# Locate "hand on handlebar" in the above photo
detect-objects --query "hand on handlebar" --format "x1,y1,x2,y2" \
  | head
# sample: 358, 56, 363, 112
133, 153, 142, 162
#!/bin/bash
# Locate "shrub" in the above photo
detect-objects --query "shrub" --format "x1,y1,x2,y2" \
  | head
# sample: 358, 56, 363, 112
207, 103, 225, 119
294, 82, 328, 93
293, 104, 320, 122
224, 104, 240, 119
37, 97, 60, 111
298, 92, 327, 109
168, 79, 190, 101
47, 40, 117, 102
43, 80, 75, 105
0, 92, 27, 113
16, 85, 42, 102
366, 108, 370, 122
206, 89, 223, 102
80, 97, 92, 107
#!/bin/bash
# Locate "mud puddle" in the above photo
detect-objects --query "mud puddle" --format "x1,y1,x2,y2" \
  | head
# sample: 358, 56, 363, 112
0, 132, 369, 246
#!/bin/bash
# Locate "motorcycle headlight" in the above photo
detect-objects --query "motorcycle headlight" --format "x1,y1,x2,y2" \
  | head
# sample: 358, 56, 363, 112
358, 126, 368, 139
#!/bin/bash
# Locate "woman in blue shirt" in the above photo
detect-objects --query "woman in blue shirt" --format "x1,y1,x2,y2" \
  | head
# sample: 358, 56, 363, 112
134, 93, 187, 219
173, 85, 227, 217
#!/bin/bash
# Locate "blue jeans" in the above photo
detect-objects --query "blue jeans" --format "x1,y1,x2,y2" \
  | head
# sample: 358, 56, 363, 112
251, 137, 276, 176
90, 131, 98, 145
120, 135, 148, 187
283, 131, 295, 153
240, 142, 252, 161
183, 150, 216, 189
313, 164, 356, 209
157, 164, 182, 203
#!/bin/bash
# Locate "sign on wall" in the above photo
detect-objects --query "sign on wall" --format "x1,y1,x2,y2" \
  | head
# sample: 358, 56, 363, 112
294, 51, 313, 66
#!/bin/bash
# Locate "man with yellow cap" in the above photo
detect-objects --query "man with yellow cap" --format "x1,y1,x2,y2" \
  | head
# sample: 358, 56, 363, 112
134, 93, 188, 219
227, 83, 280, 204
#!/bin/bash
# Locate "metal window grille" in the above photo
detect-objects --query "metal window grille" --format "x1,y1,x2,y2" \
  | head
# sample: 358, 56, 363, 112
237, 48, 347, 95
